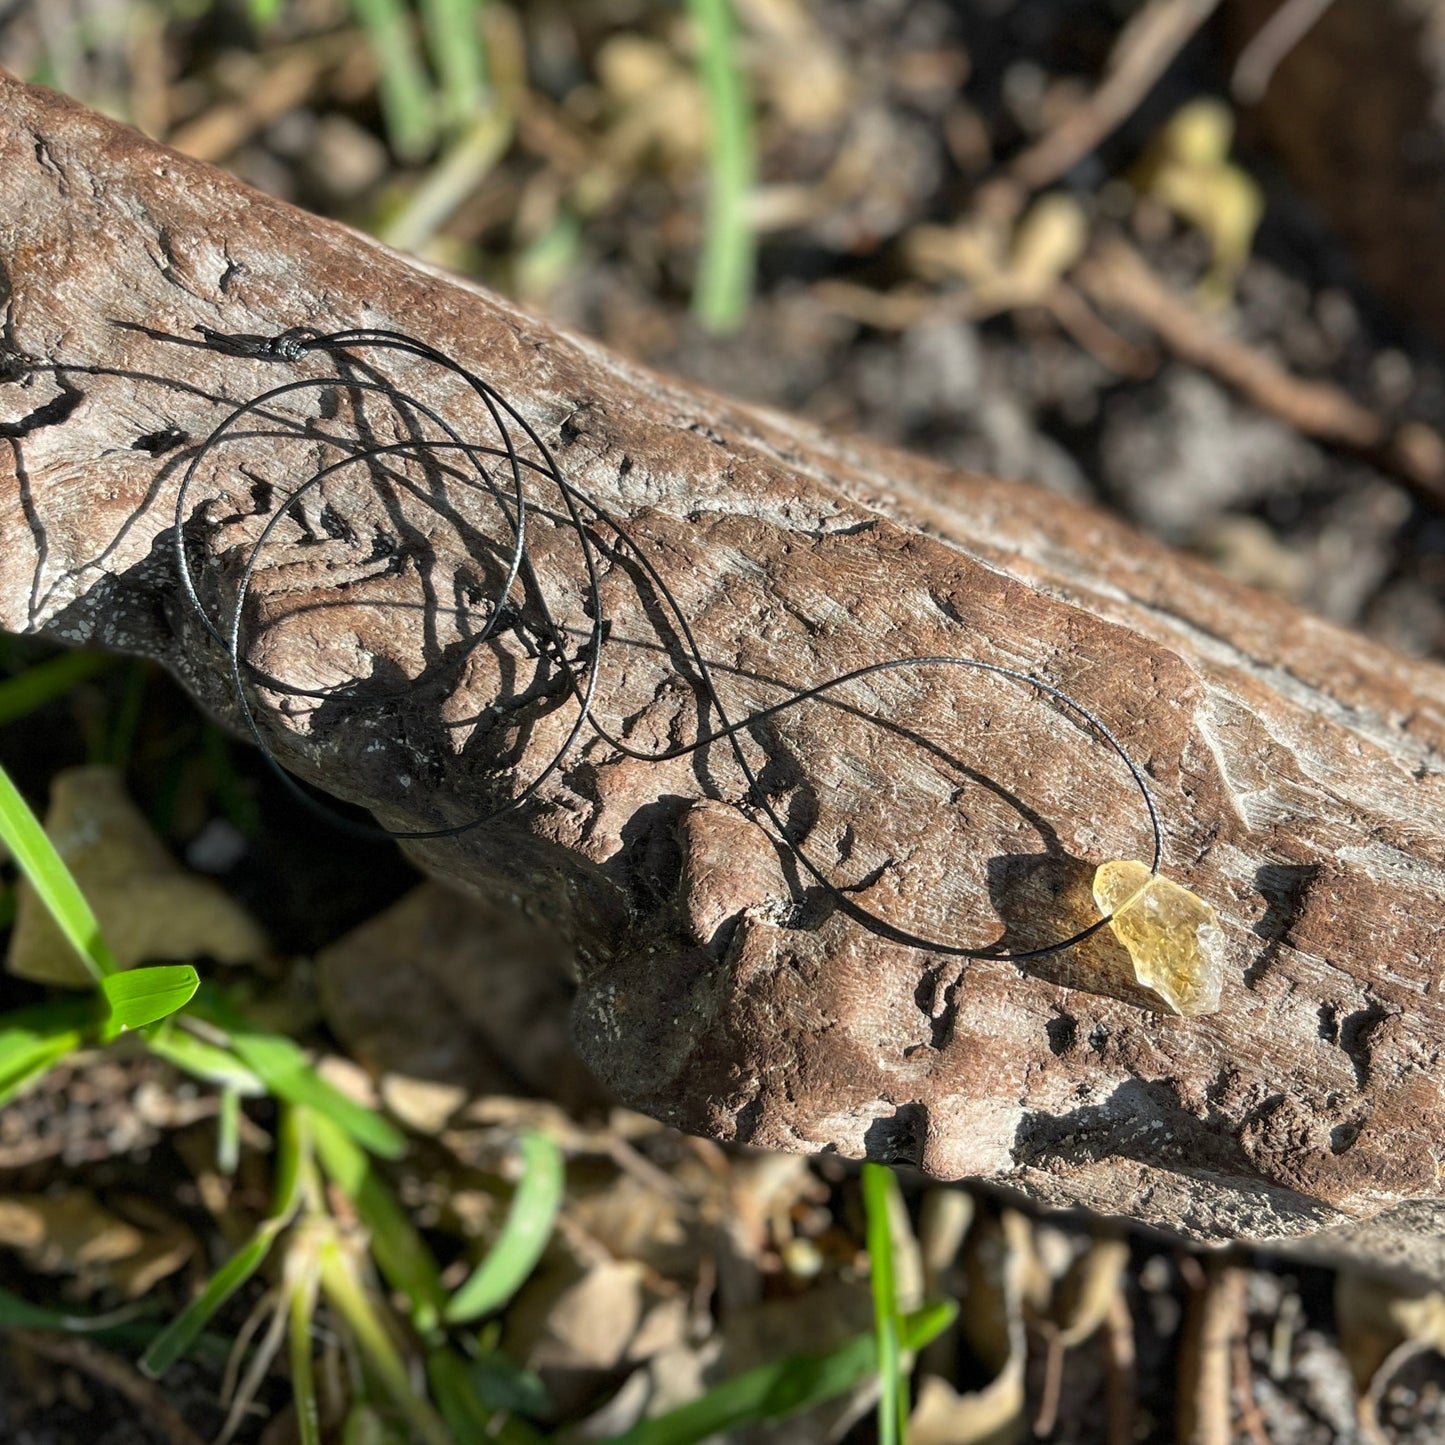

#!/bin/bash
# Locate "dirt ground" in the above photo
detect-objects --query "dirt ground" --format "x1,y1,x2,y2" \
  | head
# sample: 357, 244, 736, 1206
3, 0, 1445, 1441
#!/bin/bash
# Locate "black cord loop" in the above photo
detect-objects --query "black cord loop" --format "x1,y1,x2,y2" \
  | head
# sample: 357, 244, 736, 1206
8, 326, 1165, 960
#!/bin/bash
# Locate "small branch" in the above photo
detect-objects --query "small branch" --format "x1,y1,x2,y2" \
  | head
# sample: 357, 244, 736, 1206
1103, 1287, 1139, 1445
1176, 1255, 1246, 1445
1008, 0, 1223, 193
1078, 234, 1445, 508
14, 1332, 208, 1445
1231, 0, 1340, 104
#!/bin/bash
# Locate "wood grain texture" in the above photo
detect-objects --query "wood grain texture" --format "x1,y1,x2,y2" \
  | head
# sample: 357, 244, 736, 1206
4, 75, 1445, 1270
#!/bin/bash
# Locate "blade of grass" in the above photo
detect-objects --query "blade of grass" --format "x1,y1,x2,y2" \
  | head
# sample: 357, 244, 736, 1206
0, 1031, 83, 1108
596, 1299, 958, 1445
200, 725, 262, 838
0, 762, 117, 980
428, 1347, 549, 1445
687, 0, 756, 333
144, 1019, 267, 1096
140, 1220, 280, 1377
419, 0, 488, 129
289, 1269, 323, 1445
863, 1162, 907, 1445
0, 1285, 142, 1332
99, 660, 149, 768
312, 1112, 447, 1336
99, 964, 199, 1038
349, 0, 439, 160
0, 997, 98, 1107
191, 985, 405, 1159
217, 1083, 242, 1175
466, 1349, 550, 1418
600, 1333, 876, 1445
377, 101, 513, 254
445, 1130, 563, 1324
141, 1105, 309, 1377
319, 1237, 454, 1445
0, 651, 109, 726
900, 1298, 958, 1352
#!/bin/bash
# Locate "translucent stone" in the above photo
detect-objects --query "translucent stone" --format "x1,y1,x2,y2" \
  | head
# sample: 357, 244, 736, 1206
1091, 860, 1223, 1016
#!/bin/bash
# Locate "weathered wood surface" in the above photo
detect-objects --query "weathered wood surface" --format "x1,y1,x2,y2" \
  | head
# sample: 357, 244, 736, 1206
4, 75, 1445, 1271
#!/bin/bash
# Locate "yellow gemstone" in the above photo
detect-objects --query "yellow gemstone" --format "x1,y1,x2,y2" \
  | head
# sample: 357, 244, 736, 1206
1091, 860, 1223, 1016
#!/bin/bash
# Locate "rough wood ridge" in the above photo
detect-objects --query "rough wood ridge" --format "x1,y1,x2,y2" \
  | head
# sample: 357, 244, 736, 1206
3, 75, 1444, 1276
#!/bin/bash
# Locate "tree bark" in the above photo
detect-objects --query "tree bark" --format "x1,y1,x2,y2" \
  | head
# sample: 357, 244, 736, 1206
4, 75, 1445, 1274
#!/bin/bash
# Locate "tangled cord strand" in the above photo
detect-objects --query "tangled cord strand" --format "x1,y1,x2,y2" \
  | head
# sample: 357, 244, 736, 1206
118, 325, 1162, 959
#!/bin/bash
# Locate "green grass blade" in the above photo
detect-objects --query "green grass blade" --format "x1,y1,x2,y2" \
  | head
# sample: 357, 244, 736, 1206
420, 0, 488, 128
0, 651, 109, 726
191, 987, 405, 1159
428, 1348, 495, 1440
863, 1163, 907, 1445
144, 1020, 268, 1096
445, 1130, 563, 1324
466, 1351, 551, 1419
99, 964, 199, 1037
312, 1112, 447, 1335
0, 1031, 81, 1108
200, 726, 262, 838
349, 0, 439, 159
594, 1302, 954, 1445
319, 1239, 454, 1445
600, 1333, 877, 1445
141, 1106, 308, 1377
0, 997, 97, 1107
900, 1298, 958, 1353
428, 1349, 549, 1445
248, 0, 285, 24
0, 762, 116, 980
290, 1273, 323, 1445
217, 1083, 242, 1174
686, 0, 756, 333
0, 1284, 140, 1332
139, 1223, 280, 1377
101, 661, 150, 769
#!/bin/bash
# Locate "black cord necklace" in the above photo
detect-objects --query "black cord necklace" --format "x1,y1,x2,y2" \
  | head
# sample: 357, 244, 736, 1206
169, 325, 1166, 964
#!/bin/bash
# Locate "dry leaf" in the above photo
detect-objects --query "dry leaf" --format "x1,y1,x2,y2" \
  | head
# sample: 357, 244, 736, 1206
911, 1210, 1032, 1445
1047, 1235, 1130, 1348
0, 1189, 191, 1297
6, 766, 266, 986
1337, 1267, 1445, 1390
316, 883, 599, 1119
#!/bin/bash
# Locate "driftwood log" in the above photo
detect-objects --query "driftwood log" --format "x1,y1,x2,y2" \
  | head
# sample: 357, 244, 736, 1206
4, 75, 1445, 1279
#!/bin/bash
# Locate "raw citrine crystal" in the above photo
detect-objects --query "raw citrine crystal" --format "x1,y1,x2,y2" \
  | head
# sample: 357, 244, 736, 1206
1091, 860, 1223, 1016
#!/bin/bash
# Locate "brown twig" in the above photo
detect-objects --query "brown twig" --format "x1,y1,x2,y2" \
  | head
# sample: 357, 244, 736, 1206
168, 38, 346, 163
13, 1332, 208, 1445
1008, 0, 1224, 193
1077, 234, 1445, 508
1232, 1333, 1274, 1445
1360, 1338, 1434, 1445
811, 276, 1157, 378
1176, 1254, 1245, 1445
1231, 0, 1340, 103
1031, 1321, 1066, 1437
1103, 1287, 1138, 1445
